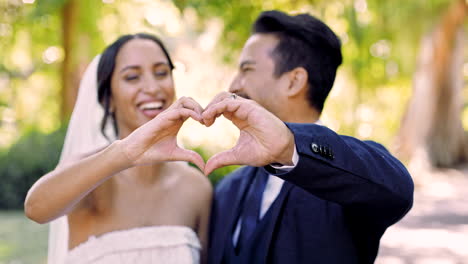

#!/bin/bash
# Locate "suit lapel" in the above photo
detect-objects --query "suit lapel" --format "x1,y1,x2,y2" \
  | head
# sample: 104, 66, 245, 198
214, 166, 257, 264
252, 177, 294, 263
213, 168, 295, 264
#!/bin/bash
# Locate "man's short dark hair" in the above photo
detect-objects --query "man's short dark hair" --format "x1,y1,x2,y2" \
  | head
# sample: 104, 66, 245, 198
253, 10, 342, 112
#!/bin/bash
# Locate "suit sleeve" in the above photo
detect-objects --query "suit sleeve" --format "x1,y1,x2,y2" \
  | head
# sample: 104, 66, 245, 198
265, 123, 414, 228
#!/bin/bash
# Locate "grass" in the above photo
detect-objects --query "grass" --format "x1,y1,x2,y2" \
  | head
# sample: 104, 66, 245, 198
0, 211, 48, 264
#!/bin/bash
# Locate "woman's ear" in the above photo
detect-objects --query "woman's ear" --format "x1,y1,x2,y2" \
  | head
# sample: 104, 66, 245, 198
286, 67, 308, 97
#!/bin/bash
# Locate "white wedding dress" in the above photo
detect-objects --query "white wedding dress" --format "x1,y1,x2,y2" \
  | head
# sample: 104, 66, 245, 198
48, 55, 201, 264
65, 226, 201, 264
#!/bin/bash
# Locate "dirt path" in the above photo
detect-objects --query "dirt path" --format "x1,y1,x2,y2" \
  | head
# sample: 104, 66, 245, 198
377, 171, 468, 264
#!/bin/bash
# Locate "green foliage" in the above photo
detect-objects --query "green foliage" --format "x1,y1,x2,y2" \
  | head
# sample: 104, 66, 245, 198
189, 146, 239, 186
209, 164, 240, 186
28, 0, 69, 18
174, 0, 314, 63
0, 125, 67, 209
175, 0, 452, 83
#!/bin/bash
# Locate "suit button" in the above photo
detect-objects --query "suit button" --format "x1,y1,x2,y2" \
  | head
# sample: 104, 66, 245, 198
319, 145, 324, 155
327, 148, 335, 160
311, 143, 319, 153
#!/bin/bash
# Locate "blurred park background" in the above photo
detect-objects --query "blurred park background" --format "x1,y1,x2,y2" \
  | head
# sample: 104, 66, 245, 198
0, 0, 467, 263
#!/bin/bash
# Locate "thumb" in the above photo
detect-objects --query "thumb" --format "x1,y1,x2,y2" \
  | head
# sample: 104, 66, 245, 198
171, 147, 206, 172
204, 149, 239, 176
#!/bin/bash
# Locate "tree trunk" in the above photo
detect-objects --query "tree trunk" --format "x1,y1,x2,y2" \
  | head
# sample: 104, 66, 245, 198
61, 0, 80, 120
395, 0, 467, 175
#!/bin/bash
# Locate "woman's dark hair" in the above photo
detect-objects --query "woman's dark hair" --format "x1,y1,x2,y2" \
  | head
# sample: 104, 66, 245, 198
253, 11, 342, 113
97, 33, 175, 140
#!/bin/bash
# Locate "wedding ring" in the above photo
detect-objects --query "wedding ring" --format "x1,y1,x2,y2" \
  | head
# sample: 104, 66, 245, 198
230, 93, 237, 100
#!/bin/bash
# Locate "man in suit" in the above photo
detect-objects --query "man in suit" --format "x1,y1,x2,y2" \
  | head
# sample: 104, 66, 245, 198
202, 10, 414, 264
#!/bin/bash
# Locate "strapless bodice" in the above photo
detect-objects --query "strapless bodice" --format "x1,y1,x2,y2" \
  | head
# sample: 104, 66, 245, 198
65, 225, 201, 264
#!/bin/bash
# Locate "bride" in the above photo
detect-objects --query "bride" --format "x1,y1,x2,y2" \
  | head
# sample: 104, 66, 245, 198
24, 33, 212, 263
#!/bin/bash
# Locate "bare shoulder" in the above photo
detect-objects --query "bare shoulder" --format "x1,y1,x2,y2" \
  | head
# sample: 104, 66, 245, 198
176, 162, 212, 190
170, 162, 213, 199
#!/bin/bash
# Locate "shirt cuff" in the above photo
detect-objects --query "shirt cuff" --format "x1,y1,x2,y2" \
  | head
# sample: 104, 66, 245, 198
269, 144, 299, 172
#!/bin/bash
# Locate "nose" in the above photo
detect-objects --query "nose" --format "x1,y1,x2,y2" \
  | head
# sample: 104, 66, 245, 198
229, 74, 241, 94
141, 74, 162, 95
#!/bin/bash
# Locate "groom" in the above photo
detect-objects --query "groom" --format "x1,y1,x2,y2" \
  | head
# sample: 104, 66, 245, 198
202, 10, 414, 264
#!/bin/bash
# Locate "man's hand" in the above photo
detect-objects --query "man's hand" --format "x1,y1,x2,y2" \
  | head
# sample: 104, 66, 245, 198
120, 96, 205, 171
202, 92, 295, 175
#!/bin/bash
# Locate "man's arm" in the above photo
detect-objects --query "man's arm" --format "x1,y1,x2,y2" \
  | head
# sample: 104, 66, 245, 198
202, 92, 413, 227
266, 123, 414, 227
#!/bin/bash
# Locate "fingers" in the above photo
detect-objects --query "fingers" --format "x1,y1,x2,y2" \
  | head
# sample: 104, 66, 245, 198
164, 108, 203, 123
202, 98, 250, 127
203, 92, 233, 111
198, 92, 252, 126
171, 147, 206, 172
204, 149, 238, 175
202, 101, 229, 127
168, 96, 204, 119
202, 99, 234, 126
179, 96, 204, 116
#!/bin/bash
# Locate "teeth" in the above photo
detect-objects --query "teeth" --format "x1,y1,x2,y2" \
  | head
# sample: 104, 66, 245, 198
139, 101, 163, 110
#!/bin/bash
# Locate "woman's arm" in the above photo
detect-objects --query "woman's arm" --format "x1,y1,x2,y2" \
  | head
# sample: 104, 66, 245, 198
24, 141, 131, 224
25, 97, 205, 224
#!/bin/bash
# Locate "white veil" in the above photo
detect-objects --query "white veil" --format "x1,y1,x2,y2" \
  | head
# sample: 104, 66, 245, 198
48, 55, 114, 263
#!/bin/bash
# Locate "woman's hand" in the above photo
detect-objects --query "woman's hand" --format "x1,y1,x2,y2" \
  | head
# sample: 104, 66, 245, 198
120, 97, 206, 171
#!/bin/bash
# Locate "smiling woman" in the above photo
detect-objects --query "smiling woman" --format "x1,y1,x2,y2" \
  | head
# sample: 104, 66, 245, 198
96, 34, 176, 140
24, 33, 212, 264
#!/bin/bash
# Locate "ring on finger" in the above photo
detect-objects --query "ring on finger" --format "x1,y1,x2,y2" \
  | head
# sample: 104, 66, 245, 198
230, 93, 237, 100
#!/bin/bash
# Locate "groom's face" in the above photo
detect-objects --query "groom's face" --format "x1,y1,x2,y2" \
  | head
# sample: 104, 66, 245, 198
229, 33, 291, 119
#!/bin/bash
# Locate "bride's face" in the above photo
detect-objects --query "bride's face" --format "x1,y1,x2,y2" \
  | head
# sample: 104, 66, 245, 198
110, 38, 175, 136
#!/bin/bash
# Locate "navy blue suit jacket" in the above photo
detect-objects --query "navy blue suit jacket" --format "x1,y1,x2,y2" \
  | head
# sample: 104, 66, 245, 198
208, 123, 414, 264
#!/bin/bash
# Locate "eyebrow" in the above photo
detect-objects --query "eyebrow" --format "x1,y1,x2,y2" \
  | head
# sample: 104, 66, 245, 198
119, 62, 169, 73
239, 60, 256, 69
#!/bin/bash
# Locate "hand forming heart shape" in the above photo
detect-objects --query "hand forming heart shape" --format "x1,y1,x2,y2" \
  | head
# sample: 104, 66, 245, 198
120, 92, 296, 176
